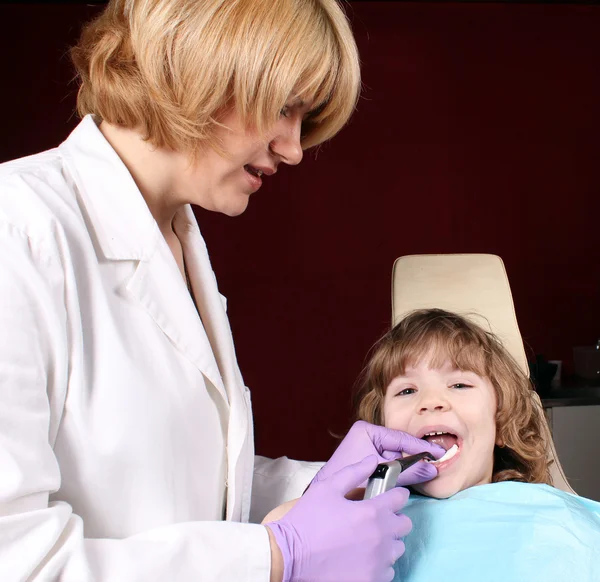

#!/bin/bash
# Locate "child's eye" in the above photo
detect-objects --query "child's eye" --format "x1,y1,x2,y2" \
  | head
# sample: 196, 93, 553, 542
396, 388, 416, 396
451, 383, 473, 390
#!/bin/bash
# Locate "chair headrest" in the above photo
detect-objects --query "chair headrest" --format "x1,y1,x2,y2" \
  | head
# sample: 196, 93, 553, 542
392, 253, 528, 376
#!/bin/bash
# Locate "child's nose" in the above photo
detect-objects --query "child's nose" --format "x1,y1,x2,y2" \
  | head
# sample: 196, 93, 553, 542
417, 393, 451, 414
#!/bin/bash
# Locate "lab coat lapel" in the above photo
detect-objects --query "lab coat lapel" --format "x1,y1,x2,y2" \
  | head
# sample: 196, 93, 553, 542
175, 207, 252, 521
174, 208, 239, 394
125, 234, 228, 403
60, 115, 228, 402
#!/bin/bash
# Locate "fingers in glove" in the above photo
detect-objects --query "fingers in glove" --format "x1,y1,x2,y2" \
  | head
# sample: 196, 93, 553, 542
383, 566, 397, 582
391, 539, 407, 563
368, 485, 410, 514
329, 455, 379, 495
365, 423, 445, 459
395, 458, 439, 487
392, 513, 413, 538
381, 450, 401, 461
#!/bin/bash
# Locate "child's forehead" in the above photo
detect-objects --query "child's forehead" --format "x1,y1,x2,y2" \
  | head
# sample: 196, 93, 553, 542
398, 342, 488, 377
404, 358, 461, 373
401, 357, 478, 375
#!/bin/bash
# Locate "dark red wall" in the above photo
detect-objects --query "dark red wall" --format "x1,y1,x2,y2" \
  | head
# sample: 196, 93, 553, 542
1, 2, 598, 462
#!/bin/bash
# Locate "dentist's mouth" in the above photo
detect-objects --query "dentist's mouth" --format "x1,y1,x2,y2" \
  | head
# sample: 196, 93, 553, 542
244, 164, 263, 178
243, 164, 263, 192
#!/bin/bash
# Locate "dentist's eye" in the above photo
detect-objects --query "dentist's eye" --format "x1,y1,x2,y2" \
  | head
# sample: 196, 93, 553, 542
280, 105, 291, 118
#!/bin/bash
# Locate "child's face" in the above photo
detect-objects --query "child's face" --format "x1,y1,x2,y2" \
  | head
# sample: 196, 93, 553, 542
383, 356, 497, 499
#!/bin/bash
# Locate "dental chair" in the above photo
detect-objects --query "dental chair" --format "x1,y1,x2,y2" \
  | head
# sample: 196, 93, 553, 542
391, 253, 575, 494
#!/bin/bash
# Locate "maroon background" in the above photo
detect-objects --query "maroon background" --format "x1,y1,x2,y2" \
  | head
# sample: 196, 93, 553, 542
1, 2, 598, 462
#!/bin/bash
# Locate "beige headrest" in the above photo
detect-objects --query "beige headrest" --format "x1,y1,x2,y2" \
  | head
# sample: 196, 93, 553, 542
392, 254, 528, 374
390, 253, 575, 494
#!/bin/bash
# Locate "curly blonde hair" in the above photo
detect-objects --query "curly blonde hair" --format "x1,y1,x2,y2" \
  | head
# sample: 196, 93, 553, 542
70, 0, 360, 157
354, 309, 552, 485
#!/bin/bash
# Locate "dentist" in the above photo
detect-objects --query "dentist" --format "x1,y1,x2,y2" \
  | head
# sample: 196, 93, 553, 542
0, 1, 442, 580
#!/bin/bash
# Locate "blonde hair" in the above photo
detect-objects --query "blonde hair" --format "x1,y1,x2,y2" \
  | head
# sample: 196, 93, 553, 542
71, 0, 361, 156
354, 309, 552, 485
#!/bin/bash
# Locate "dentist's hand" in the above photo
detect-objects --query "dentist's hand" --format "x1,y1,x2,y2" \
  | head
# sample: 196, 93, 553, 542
266, 455, 412, 582
314, 421, 445, 488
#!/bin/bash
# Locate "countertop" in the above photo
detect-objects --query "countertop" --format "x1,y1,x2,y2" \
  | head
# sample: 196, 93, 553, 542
539, 376, 600, 408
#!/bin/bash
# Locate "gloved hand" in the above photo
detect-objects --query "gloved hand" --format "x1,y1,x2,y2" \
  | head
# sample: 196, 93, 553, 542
266, 455, 412, 582
314, 420, 445, 488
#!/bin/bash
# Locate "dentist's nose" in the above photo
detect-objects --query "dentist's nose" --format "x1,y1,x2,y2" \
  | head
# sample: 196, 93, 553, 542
269, 120, 303, 166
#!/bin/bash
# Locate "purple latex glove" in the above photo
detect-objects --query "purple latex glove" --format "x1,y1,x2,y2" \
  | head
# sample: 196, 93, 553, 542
314, 420, 446, 488
266, 455, 411, 582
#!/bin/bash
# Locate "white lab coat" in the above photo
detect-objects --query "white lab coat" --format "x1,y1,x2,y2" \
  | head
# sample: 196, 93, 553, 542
0, 115, 322, 581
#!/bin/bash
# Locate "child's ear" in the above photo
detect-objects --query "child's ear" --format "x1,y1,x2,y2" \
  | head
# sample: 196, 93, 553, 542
495, 427, 505, 447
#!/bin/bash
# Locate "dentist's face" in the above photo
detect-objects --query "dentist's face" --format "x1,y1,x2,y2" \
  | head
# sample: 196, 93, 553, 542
173, 97, 312, 217
383, 356, 497, 499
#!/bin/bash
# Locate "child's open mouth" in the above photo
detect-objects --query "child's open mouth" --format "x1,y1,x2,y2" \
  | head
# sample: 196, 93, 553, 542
430, 443, 459, 464
421, 431, 461, 467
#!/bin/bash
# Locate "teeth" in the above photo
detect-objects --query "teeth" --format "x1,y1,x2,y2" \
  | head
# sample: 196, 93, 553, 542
431, 444, 459, 464
244, 165, 263, 178
244, 164, 264, 178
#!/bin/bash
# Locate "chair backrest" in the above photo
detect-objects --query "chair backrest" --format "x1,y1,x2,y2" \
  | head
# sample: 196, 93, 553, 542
391, 253, 575, 494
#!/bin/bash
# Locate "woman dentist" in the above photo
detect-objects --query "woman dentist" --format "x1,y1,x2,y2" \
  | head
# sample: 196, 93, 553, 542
0, 1, 443, 580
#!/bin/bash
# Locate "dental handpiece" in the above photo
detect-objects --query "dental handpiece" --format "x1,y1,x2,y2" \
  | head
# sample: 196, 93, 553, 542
363, 452, 435, 500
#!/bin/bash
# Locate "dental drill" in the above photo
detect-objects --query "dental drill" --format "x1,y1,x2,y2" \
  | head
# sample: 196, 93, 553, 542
363, 452, 436, 500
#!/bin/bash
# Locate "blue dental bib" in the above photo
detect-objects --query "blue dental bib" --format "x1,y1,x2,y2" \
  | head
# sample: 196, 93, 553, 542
394, 482, 600, 582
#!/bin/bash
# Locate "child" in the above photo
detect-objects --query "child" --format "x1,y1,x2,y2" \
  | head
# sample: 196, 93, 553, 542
354, 307, 552, 499
354, 308, 600, 581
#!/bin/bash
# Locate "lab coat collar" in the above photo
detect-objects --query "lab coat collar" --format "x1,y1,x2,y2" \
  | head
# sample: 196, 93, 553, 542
59, 115, 229, 400
59, 114, 159, 261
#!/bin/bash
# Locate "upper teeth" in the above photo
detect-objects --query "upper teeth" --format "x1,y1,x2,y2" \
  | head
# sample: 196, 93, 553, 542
424, 431, 449, 437
255, 169, 263, 177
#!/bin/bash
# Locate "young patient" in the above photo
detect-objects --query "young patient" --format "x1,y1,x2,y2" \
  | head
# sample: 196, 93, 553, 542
354, 307, 552, 498
355, 308, 600, 582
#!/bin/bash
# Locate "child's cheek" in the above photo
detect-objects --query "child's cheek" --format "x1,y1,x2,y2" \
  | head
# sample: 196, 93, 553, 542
382, 402, 409, 432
